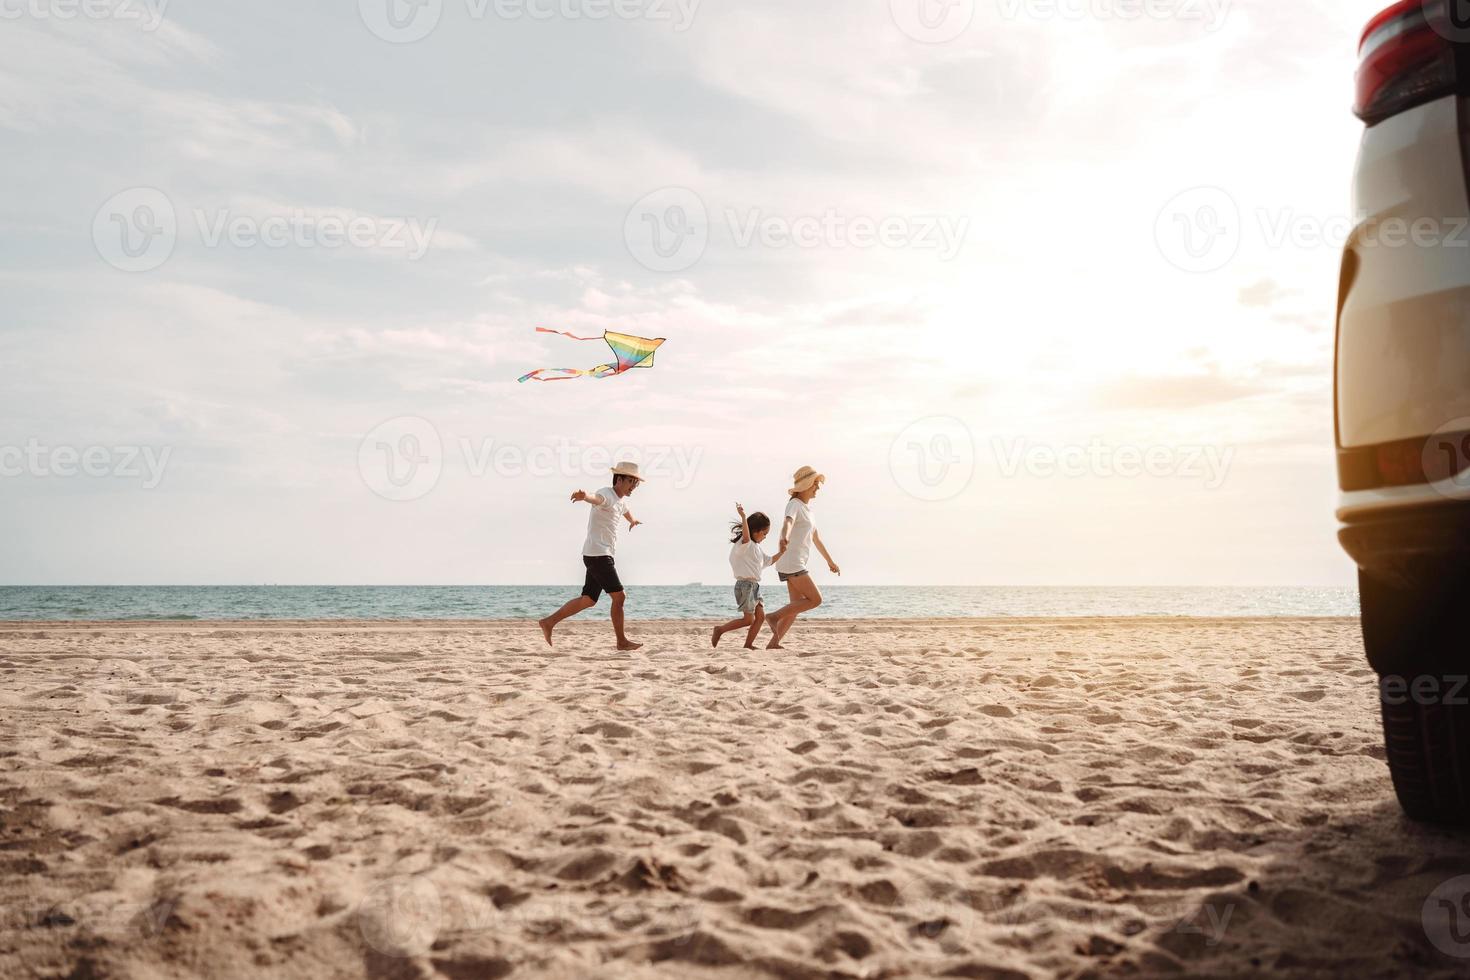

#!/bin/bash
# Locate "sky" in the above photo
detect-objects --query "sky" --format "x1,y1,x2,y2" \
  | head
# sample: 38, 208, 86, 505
0, 0, 1388, 587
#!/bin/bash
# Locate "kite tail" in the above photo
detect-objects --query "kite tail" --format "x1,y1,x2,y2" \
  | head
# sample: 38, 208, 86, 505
518, 328, 608, 381
533, 327, 605, 342
518, 367, 589, 383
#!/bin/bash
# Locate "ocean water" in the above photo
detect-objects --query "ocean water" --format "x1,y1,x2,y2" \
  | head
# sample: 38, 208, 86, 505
0, 585, 1358, 621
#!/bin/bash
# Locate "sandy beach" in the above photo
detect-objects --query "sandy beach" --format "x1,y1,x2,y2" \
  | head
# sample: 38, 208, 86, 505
3, 617, 1468, 978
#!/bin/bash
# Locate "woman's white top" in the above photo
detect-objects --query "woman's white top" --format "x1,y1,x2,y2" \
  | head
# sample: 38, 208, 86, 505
774, 497, 815, 574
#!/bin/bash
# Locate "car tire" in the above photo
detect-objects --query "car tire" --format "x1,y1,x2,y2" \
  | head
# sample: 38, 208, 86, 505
1360, 568, 1470, 823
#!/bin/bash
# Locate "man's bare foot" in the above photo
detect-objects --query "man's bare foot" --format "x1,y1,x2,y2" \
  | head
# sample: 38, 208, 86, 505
538, 618, 554, 647
617, 640, 643, 651
711, 627, 721, 648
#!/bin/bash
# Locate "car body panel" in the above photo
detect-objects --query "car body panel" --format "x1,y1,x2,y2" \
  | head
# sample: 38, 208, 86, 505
1337, 94, 1470, 451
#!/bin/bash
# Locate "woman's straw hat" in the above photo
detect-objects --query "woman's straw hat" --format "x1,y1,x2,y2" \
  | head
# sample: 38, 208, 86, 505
788, 465, 825, 496
611, 461, 644, 482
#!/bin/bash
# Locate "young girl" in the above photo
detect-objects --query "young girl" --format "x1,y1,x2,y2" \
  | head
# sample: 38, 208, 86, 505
712, 502, 785, 649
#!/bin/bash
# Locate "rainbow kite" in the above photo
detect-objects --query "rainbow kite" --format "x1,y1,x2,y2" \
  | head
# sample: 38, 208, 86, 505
518, 328, 667, 383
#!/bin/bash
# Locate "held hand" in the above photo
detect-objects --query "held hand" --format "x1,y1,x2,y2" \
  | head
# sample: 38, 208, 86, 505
571, 490, 588, 503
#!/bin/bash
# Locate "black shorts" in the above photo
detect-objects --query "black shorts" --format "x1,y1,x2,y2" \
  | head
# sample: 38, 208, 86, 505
581, 556, 624, 602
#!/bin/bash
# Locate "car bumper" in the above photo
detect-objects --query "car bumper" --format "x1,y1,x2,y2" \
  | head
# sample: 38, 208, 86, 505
1339, 492, 1470, 584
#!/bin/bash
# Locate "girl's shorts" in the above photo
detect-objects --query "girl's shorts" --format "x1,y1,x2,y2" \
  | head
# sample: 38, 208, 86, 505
734, 580, 763, 614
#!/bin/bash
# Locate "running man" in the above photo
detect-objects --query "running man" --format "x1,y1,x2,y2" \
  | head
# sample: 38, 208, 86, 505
538, 461, 645, 650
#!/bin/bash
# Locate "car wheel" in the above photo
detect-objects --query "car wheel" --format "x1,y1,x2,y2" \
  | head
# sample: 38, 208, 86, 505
1360, 568, 1470, 823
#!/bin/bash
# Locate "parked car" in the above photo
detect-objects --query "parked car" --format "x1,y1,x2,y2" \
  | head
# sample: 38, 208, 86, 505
1338, 0, 1470, 822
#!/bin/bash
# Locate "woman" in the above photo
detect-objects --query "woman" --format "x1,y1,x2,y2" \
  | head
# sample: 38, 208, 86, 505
766, 465, 841, 649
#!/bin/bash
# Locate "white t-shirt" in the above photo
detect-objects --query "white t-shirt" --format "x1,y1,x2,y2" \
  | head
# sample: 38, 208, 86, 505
774, 497, 815, 574
729, 540, 776, 582
582, 487, 626, 557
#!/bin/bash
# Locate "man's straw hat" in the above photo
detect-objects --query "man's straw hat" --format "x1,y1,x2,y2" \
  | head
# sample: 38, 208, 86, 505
611, 461, 644, 482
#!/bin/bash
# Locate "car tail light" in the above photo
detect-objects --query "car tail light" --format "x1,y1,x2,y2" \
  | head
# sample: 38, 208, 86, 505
1356, 1, 1458, 125
1338, 428, 1470, 490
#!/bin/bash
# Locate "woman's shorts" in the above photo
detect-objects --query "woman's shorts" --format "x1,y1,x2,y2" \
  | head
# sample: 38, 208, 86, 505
777, 569, 810, 583
734, 580, 763, 614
